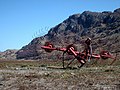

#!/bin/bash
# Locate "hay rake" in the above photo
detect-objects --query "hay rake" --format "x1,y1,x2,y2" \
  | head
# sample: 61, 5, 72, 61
41, 42, 117, 68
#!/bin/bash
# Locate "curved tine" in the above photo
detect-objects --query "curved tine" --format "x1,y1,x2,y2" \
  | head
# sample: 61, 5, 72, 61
66, 58, 76, 68
110, 52, 118, 65
78, 61, 85, 68
62, 51, 66, 68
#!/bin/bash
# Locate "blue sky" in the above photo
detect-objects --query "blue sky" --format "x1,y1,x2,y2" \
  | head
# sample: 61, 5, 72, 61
0, 0, 120, 51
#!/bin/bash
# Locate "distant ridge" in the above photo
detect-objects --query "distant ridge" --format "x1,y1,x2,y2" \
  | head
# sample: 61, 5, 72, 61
0, 49, 18, 59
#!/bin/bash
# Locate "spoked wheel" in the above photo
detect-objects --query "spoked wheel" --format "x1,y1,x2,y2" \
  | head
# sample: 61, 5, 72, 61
62, 44, 82, 69
62, 52, 76, 69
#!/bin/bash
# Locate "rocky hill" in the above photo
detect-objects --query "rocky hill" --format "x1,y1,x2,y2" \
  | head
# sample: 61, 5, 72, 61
0, 49, 18, 59
16, 8, 120, 60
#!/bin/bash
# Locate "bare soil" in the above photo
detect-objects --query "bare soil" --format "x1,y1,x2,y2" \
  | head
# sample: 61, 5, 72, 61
0, 59, 120, 90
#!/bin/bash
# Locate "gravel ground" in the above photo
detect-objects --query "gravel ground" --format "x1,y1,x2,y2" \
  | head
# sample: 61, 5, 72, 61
0, 65, 120, 90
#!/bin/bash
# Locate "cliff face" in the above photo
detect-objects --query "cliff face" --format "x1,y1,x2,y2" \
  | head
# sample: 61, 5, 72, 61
16, 8, 120, 59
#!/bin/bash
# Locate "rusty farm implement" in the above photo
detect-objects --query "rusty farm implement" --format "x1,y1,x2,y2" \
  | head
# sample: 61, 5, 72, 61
41, 42, 117, 68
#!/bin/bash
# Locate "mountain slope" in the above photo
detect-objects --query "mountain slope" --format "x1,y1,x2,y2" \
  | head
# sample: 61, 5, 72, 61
16, 8, 120, 59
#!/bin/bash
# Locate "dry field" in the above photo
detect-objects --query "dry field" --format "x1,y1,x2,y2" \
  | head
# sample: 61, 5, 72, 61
0, 58, 120, 90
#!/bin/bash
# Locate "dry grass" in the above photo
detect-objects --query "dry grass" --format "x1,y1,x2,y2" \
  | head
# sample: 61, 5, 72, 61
0, 58, 120, 90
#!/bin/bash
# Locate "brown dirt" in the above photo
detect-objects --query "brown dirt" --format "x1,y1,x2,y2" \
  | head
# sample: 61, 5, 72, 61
0, 59, 120, 90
